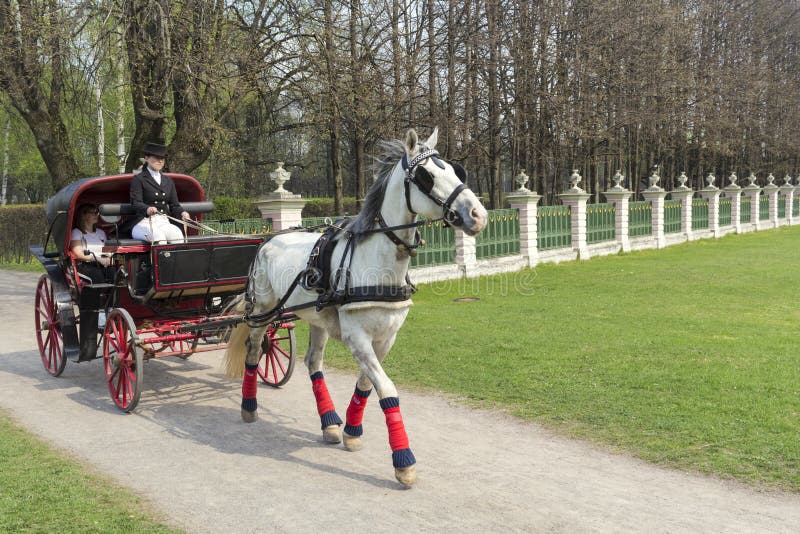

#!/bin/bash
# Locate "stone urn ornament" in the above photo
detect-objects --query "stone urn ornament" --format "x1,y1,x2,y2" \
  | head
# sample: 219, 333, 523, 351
705, 172, 717, 189
646, 170, 663, 191
728, 173, 738, 187
568, 169, 584, 192
747, 173, 758, 186
766, 173, 776, 186
610, 170, 626, 191
515, 170, 530, 192
676, 172, 690, 190
270, 162, 291, 194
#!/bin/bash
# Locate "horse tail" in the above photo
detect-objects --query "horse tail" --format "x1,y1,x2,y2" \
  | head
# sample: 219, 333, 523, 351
222, 298, 250, 378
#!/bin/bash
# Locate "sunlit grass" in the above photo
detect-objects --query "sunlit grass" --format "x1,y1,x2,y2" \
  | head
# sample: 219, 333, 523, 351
297, 226, 800, 491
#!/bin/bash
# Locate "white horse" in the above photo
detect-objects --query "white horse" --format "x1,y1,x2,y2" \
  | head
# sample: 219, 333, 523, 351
223, 128, 487, 485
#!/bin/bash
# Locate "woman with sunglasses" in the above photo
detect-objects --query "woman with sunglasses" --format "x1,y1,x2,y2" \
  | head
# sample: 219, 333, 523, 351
130, 141, 190, 243
69, 203, 114, 284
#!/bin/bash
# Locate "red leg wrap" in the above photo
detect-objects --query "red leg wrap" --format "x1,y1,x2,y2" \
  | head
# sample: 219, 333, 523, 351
242, 365, 258, 399
346, 389, 370, 427
311, 375, 336, 416
383, 407, 410, 451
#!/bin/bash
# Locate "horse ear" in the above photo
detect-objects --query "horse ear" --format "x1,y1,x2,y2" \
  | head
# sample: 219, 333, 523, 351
405, 129, 418, 153
415, 166, 434, 193
425, 127, 439, 150
451, 162, 467, 183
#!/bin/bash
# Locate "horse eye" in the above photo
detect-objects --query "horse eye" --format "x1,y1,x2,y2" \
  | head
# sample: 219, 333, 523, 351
451, 162, 468, 183
415, 166, 435, 193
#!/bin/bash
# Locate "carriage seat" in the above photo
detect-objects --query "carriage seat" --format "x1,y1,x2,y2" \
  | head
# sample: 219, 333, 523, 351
98, 201, 215, 246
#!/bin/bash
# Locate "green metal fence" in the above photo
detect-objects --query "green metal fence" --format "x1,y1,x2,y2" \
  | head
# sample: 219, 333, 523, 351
740, 196, 751, 223
537, 205, 572, 250
759, 195, 769, 220
692, 197, 709, 229
301, 216, 336, 228
664, 199, 682, 234
794, 196, 799, 217
586, 203, 616, 244
476, 209, 521, 259
203, 217, 271, 235
410, 220, 456, 267
628, 201, 652, 237
778, 195, 787, 219
718, 197, 732, 226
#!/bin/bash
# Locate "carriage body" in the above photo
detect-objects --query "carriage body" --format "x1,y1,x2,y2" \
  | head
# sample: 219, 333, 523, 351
31, 174, 296, 411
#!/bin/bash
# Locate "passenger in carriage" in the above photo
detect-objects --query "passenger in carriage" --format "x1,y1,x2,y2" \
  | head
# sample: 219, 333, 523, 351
130, 141, 191, 243
69, 203, 115, 284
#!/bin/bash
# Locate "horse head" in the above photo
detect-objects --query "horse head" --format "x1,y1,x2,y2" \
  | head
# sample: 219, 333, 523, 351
401, 128, 488, 236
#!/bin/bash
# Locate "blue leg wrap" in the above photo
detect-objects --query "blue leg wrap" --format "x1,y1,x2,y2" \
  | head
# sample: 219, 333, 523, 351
392, 448, 416, 468
241, 397, 257, 412
320, 410, 343, 429
343, 424, 363, 437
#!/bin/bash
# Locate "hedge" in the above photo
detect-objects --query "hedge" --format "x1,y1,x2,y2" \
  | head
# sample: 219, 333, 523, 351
0, 205, 47, 263
0, 196, 360, 263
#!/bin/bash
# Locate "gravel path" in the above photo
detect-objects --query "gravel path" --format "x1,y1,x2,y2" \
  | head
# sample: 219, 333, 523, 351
1, 270, 799, 533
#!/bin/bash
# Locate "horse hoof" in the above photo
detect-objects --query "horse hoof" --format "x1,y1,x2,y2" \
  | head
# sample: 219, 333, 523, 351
323, 424, 342, 443
241, 409, 258, 423
342, 433, 362, 451
395, 465, 417, 486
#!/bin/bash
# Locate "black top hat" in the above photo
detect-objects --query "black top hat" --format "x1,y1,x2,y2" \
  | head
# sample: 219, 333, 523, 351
142, 142, 168, 158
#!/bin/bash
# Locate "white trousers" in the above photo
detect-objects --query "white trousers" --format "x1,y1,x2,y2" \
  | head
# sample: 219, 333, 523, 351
132, 214, 184, 243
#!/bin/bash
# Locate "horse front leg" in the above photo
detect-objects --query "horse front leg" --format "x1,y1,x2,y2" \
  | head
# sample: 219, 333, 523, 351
241, 325, 267, 422
344, 331, 417, 486
342, 373, 373, 452
305, 325, 343, 443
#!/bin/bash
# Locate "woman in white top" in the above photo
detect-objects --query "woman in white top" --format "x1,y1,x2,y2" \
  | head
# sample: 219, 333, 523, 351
69, 203, 114, 284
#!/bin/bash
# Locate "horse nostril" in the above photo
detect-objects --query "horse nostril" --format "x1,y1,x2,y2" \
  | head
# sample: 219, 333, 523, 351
471, 207, 484, 221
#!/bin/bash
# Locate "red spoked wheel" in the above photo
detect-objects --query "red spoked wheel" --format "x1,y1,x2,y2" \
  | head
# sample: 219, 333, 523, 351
102, 309, 143, 412
34, 274, 66, 376
257, 324, 296, 387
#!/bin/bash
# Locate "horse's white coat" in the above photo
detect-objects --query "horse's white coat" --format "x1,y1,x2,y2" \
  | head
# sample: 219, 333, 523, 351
223, 128, 487, 483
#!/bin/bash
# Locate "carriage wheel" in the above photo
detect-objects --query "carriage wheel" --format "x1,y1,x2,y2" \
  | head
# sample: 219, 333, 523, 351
102, 309, 143, 412
257, 324, 296, 387
34, 274, 66, 376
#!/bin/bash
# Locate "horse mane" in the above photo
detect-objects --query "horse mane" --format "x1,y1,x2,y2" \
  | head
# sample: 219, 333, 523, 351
345, 139, 407, 238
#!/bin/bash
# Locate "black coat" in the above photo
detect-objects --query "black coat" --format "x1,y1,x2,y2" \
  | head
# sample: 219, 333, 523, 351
129, 167, 184, 226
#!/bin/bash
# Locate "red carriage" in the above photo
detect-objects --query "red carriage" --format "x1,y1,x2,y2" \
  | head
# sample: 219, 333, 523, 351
30, 173, 296, 412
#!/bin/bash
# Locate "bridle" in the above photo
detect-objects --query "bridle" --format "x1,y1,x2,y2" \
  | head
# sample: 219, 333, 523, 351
401, 148, 468, 227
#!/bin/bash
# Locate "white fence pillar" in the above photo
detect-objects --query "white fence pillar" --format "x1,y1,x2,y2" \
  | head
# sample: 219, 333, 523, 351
780, 175, 794, 226
507, 174, 541, 267
253, 162, 307, 230
455, 231, 477, 277
764, 174, 779, 228
743, 174, 761, 230
641, 171, 667, 248
559, 169, 591, 259
603, 171, 633, 253
700, 173, 721, 237
724, 174, 742, 233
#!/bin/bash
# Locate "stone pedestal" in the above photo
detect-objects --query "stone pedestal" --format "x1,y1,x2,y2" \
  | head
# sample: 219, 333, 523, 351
723, 184, 742, 233
559, 190, 591, 259
455, 231, 477, 277
669, 189, 693, 239
642, 188, 668, 248
743, 184, 761, 229
779, 184, 794, 226
254, 193, 307, 230
763, 181, 779, 228
700, 186, 722, 237
507, 190, 542, 267
603, 188, 633, 252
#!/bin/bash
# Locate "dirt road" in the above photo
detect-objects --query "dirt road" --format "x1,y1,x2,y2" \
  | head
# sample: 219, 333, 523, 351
1, 270, 799, 533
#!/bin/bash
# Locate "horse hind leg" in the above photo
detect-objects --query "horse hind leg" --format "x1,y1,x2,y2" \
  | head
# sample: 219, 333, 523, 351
240, 324, 267, 423
306, 325, 343, 443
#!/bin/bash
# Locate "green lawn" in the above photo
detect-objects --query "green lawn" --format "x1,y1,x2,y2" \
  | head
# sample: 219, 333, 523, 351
309, 226, 800, 491
0, 410, 179, 533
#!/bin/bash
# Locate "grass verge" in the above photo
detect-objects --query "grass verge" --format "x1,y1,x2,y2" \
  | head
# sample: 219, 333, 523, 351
0, 409, 180, 533
303, 226, 800, 491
